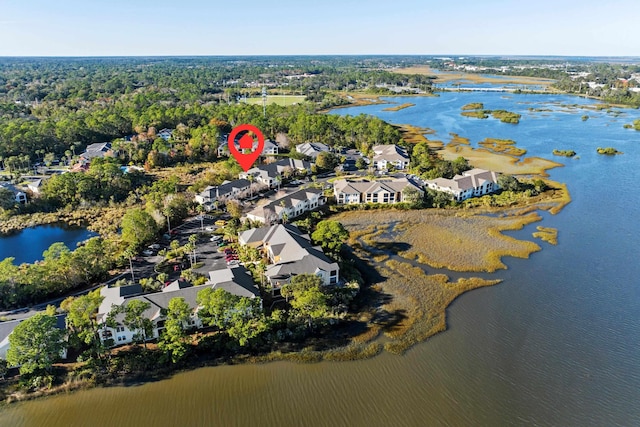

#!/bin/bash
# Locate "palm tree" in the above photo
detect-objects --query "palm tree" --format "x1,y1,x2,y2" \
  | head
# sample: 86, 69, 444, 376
188, 233, 198, 266
123, 248, 136, 282
196, 204, 205, 230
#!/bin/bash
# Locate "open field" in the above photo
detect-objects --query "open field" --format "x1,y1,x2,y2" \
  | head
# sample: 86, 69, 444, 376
393, 66, 556, 86
244, 95, 306, 106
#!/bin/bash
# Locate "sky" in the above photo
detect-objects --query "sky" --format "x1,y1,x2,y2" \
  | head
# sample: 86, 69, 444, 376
0, 0, 639, 57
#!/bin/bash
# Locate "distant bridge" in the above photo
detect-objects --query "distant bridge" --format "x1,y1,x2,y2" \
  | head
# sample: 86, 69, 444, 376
437, 87, 546, 93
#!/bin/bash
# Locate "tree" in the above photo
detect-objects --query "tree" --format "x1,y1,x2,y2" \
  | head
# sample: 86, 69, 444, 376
226, 199, 243, 219
0, 359, 7, 380
196, 287, 237, 329
159, 297, 192, 363
7, 311, 65, 377
61, 290, 105, 360
121, 208, 158, 250
226, 297, 268, 347
122, 299, 153, 349
497, 174, 520, 192
402, 186, 424, 208
311, 220, 349, 259
315, 151, 340, 170
0, 187, 16, 211
285, 274, 328, 329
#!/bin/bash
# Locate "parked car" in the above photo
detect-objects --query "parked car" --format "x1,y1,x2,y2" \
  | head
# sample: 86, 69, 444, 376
210, 235, 222, 242
226, 260, 239, 266
142, 249, 154, 256
205, 226, 215, 232
215, 219, 226, 227
149, 244, 161, 250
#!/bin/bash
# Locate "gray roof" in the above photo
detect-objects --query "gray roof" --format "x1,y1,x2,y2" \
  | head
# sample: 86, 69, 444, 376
372, 144, 409, 162
246, 188, 322, 221
296, 142, 329, 158
109, 285, 207, 323
198, 179, 251, 200
334, 178, 422, 197
82, 142, 112, 159
207, 265, 260, 299
425, 168, 499, 192
99, 284, 143, 315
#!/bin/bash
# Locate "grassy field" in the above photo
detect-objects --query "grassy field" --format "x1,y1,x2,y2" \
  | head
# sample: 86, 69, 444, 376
244, 95, 306, 106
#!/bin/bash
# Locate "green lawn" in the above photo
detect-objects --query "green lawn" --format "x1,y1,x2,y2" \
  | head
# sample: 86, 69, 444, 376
244, 95, 306, 106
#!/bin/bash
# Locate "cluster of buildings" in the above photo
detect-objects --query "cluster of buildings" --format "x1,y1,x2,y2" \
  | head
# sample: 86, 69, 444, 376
0, 135, 508, 358
96, 222, 338, 347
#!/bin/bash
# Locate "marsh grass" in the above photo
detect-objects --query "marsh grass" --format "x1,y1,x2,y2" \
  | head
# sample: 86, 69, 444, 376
448, 133, 471, 146
438, 143, 563, 176
398, 124, 444, 149
382, 103, 415, 111
552, 149, 577, 157
461, 110, 489, 119
532, 226, 558, 245
462, 102, 484, 110
478, 138, 527, 157
338, 210, 543, 273
379, 260, 501, 354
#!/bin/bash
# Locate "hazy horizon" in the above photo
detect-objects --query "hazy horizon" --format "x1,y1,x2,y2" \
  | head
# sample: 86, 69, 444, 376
1, 0, 639, 57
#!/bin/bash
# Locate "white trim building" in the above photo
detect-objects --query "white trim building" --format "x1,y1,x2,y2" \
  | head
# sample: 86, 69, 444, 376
424, 168, 500, 201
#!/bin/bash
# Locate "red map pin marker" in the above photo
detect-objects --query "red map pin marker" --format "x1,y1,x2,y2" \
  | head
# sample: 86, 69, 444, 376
228, 124, 265, 172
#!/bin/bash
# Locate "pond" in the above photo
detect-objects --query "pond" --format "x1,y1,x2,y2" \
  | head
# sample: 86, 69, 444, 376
0, 224, 96, 265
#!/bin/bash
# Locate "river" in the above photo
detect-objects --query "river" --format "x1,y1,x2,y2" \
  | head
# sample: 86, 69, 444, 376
1, 92, 639, 426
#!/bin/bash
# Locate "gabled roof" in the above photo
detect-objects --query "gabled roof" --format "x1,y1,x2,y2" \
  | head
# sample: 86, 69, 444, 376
99, 284, 143, 315
198, 179, 251, 200
242, 158, 311, 179
207, 265, 260, 299
296, 142, 329, 158
372, 144, 409, 162
425, 168, 499, 192
82, 142, 112, 159
334, 178, 422, 196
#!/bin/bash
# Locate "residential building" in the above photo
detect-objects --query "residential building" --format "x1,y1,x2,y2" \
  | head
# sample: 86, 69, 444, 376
194, 179, 251, 209
424, 168, 500, 201
218, 137, 278, 157
296, 142, 330, 159
333, 177, 423, 205
238, 224, 339, 290
81, 142, 113, 160
157, 128, 173, 141
0, 183, 27, 204
97, 273, 263, 347
246, 188, 324, 224
372, 144, 410, 170
239, 158, 311, 188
